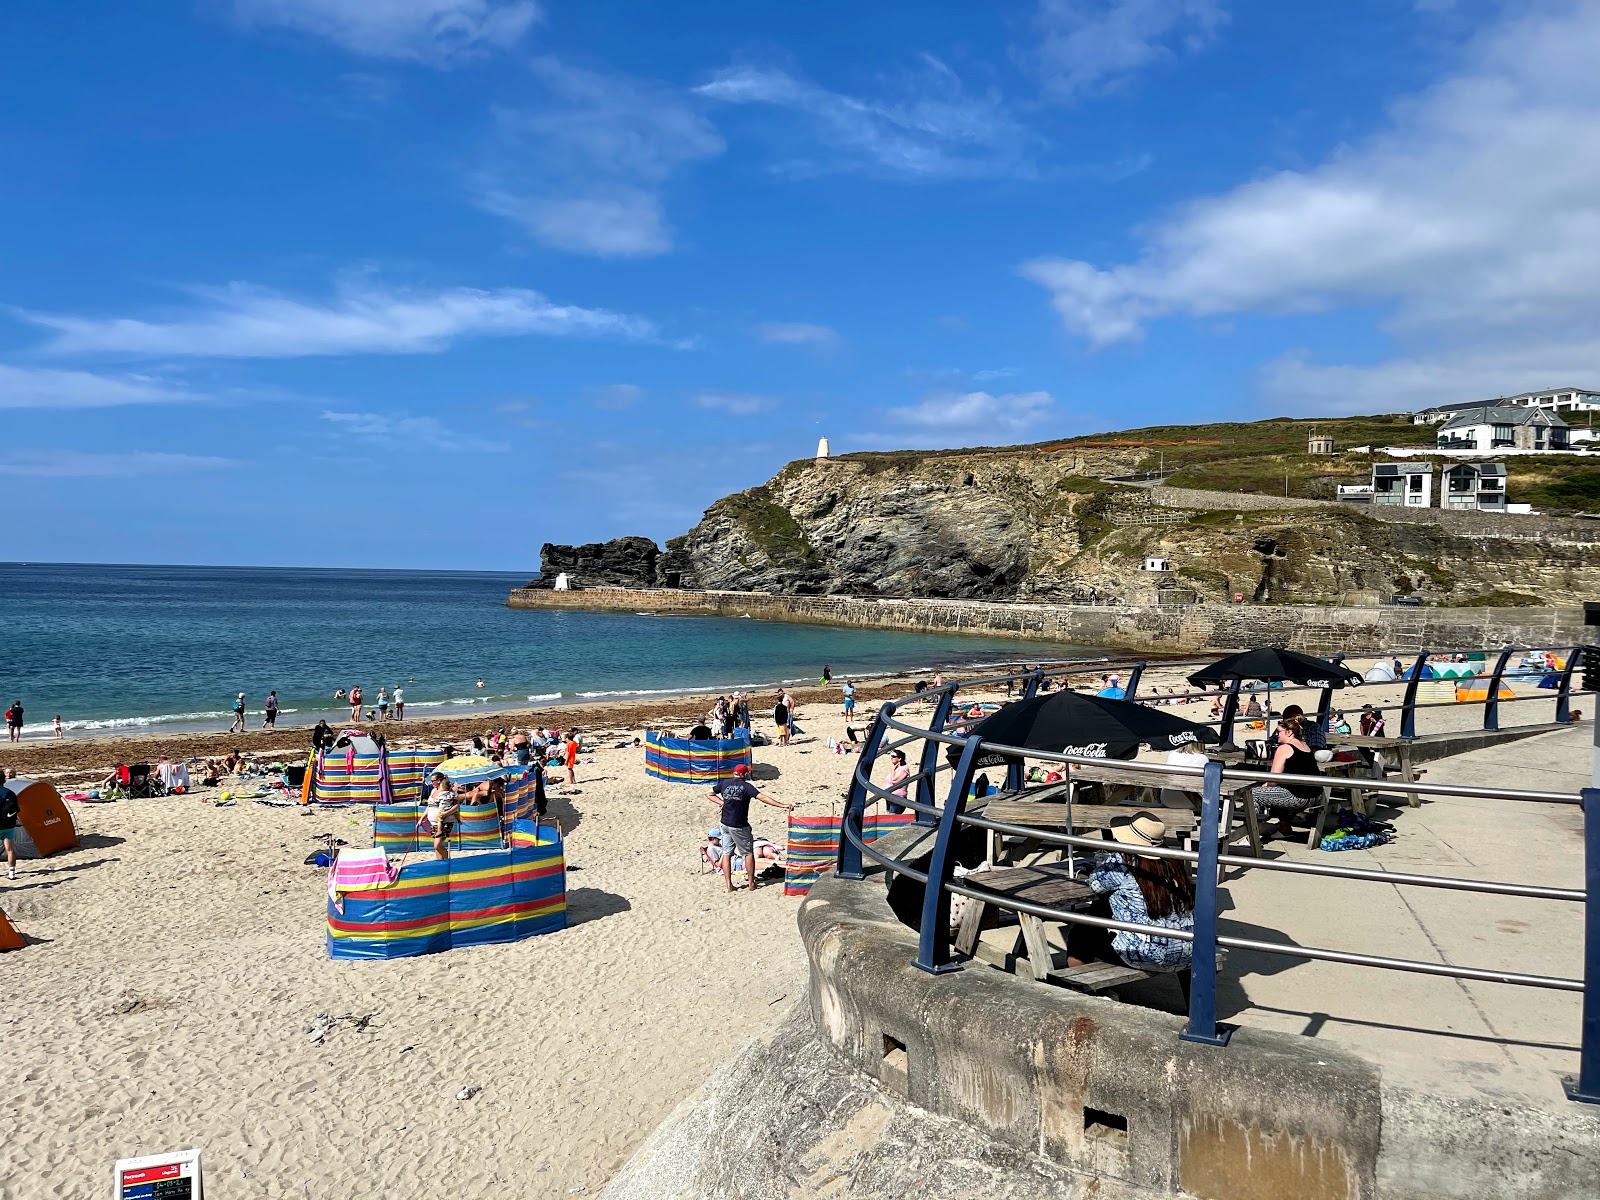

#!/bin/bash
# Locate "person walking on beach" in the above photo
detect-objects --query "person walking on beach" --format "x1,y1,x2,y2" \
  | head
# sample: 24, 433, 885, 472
348, 685, 362, 724
821, 664, 832, 686
53, 714, 62, 738
376, 687, 389, 722
564, 731, 580, 785
392, 684, 404, 721
262, 691, 279, 730
706, 763, 794, 893
229, 693, 246, 734
5, 701, 22, 743
773, 694, 791, 747
0, 776, 20, 879
842, 680, 856, 719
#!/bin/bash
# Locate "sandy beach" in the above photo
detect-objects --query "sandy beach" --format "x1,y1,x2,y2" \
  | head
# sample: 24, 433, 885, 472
0, 658, 1569, 1198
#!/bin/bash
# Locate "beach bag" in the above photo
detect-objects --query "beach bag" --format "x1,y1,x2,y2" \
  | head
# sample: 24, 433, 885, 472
0, 787, 18, 825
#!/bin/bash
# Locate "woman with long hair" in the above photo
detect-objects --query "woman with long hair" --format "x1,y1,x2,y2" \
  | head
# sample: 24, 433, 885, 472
1251, 712, 1323, 837
1068, 812, 1195, 972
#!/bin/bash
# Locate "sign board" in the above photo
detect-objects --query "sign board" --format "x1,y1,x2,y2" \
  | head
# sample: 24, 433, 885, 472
113, 1149, 202, 1199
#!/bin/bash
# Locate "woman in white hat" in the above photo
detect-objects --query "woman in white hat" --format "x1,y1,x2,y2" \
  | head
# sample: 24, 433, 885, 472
1067, 811, 1195, 973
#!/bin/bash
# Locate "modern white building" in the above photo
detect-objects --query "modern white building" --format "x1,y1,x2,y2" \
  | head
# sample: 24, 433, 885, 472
1414, 387, 1600, 424
1371, 462, 1434, 507
1435, 405, 1569, 452
1440, 462, 1507, 512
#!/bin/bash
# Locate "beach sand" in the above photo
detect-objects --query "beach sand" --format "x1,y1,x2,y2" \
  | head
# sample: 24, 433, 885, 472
0, 691, 897, 1200
0, 658, 1567, 1198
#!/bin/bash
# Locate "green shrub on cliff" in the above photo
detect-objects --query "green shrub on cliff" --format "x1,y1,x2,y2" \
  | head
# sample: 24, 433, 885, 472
719, 487, 818, 565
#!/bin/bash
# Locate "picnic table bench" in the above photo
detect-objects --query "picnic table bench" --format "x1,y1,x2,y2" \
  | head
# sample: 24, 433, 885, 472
953, 863, 1193, 999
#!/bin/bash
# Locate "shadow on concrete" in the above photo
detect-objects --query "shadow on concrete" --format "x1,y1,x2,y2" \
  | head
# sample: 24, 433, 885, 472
565, 887, 632, 927
1238, 1001, 1581, 1052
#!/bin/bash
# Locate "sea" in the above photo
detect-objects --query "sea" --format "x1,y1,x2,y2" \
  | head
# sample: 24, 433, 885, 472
1, 563, 1109, 739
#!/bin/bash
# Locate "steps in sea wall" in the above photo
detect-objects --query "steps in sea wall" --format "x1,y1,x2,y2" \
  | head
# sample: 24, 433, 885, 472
505, 587, 1585, 655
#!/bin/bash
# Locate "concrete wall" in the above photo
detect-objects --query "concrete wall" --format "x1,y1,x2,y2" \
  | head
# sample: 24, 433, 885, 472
786, 828, 1600, 1200
507, 586, 1586, 655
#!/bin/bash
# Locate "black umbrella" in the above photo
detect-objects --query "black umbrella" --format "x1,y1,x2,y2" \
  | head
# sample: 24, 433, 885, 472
947, 690, 1218, 768
1187, 648, 1362, 688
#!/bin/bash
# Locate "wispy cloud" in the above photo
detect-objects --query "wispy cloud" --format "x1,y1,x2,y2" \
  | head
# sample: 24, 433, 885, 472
19, 278, 658, 358
696, 56, 1037, 181
0, 364, 204, 409
1021, 4, 1600, 412
321, 410, 507, 453
1031, 1, 1228, 98
0, 450, 237, 477
583, 383, 645, 411
858, 388, 1056, 449
475, 58, 724, 257
691, 390, 778, 416
758, 321, 840, 348
229, 0, 539, 64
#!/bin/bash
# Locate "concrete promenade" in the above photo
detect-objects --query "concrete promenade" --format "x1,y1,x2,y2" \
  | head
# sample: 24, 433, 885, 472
1112, 724, 1590, 1107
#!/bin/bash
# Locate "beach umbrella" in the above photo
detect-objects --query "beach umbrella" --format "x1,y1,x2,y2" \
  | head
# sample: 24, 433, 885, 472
1096, 685, 1126, 699
1188, 648, 1362, 747
1186, 648, 1362, 689
946, 690, 1218, 768
434, 755, 518, 786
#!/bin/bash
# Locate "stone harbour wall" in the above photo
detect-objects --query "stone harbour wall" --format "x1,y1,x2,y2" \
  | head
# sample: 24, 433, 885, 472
507, 586, 1586, 655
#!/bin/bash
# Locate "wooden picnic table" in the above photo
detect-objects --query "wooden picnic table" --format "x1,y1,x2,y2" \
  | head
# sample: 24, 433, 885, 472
952, 864, 1096, 981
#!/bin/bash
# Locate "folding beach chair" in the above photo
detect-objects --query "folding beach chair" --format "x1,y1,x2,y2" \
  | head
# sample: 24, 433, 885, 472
126, 764, 164, 799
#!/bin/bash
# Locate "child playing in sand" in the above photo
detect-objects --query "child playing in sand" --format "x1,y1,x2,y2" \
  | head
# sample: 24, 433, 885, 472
53, 715, 62, 738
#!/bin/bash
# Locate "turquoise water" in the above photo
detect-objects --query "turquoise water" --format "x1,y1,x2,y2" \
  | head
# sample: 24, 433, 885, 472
1, 563, 1106, 738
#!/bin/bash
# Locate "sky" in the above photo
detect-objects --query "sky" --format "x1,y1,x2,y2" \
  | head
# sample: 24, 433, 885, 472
4, 0, 1599, 569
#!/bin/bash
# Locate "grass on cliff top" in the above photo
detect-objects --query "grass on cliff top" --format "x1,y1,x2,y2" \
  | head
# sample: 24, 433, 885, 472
717, 486, 818, 564
821, 413, 1600, 512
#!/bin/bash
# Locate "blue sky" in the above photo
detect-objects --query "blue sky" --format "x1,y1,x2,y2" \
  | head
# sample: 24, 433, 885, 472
4, 0, 1597, 569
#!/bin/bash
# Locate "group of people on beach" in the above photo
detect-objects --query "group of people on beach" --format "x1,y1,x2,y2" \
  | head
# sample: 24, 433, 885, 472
330, 684, 405, 724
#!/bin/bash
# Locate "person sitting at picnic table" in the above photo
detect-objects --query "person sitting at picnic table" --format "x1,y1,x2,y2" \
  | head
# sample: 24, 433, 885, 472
1271, 704, 1331, 756
1067, 812, 1194, 973
1251, 714, 1323, 837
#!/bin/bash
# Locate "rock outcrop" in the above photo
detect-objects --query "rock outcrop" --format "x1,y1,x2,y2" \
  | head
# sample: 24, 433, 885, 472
536, 448, 1600, 606
525, 536, 660, 589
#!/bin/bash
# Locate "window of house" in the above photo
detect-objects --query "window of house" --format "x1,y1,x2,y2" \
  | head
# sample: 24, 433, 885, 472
1492, 423, 1514, 441
1408, 473, 1423, 492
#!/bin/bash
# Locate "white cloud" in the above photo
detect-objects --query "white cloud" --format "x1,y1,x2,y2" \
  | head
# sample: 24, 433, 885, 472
230, 0, 538, 63
696, 57, 1036, 180
0, 450, 236, 477
1022, 4, 1600, 412
475, 59, 724, 257
758, 321, 840, 347
691, 390, 778, 416
863, 388, 1057, 448
321, 409, 507, 453
1032, 1, 1228, 97
0, 364, 204, 409
20, 279, 658, 358
583, 383, 645, 411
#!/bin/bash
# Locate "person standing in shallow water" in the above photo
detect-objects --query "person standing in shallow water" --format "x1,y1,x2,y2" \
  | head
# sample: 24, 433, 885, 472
262, 691, 279, 730
821, 665, 832, 686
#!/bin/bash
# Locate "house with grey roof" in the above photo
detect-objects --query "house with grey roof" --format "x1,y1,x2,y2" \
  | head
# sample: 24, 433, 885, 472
1414, 387, 1600, 424
1434, 406, 1569, 452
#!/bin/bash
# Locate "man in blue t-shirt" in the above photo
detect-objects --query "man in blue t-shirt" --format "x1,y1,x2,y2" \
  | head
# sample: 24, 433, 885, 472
707, 763, 793, 893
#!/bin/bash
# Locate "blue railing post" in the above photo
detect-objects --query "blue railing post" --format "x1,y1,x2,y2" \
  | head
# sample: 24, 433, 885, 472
1024, 670, 1044, 699
1482, 647, 1515, 732
838, 705, 894, 880
1315, 655, 1344, 734
1124, 660, 1148, 701
1565, 786, 1600, 1104
913, 736, 981, 975
1217, 678, 1243, 749
916, 689, 957, 825
1181, 759, 1232, 1047
1555, 646, 1584, 725
1400, 651, 1431, 739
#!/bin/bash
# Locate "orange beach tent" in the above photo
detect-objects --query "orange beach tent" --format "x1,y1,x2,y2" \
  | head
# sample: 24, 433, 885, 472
0, 909, 22, 951
1456, 680, 1515, 703
5, 778, 79, 857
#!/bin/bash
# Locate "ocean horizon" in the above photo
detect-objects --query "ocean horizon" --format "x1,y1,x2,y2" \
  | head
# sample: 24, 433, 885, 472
1, 561, 1106, 740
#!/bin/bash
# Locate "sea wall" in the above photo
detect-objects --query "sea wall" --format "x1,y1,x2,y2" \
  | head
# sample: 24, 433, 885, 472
601, 829, 1600, 1200
506, 587, 1585, 655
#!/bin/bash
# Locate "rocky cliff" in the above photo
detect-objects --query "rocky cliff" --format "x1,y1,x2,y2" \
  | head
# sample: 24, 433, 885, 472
539, 447, 1600, 607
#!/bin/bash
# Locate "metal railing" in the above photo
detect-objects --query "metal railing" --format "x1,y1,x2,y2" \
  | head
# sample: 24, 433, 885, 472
833, 649, 1599, 1105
